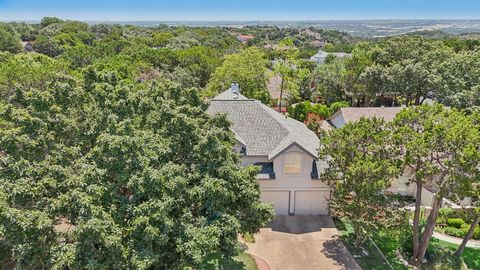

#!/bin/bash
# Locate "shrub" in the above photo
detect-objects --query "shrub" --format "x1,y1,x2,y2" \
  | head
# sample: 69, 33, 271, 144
474, 226, 480, 240
437, 207, 455, 224
447, 218, 465, 229
329, 101, 350, 114
444, 226, 466, 238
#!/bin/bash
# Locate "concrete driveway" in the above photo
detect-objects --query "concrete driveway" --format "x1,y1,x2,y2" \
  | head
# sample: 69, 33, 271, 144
245, 215, 361, 270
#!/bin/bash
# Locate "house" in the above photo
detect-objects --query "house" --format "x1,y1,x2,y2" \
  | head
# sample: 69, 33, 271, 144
327, 107, 471, 210
207, 84, 332, 215
310, 49, 351, 64
236, 34, 255, 44
21, 41, 34, 52
328, 106, 413, 194
328, 107, 404, 128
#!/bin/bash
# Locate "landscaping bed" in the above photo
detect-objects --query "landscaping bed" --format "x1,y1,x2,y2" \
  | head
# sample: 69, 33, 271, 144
436, 214, 480, 240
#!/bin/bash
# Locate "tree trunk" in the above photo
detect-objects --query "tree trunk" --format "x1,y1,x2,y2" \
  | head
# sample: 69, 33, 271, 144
414, 95, 421, 106
412, 179, 423, 263
354, 222, 366, 248
454, 215, 479, 258
279, 75, 284, 113
415, 195, 443, 261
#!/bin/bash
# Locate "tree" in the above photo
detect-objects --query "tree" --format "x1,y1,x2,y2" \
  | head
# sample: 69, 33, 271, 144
0, 71, 273, 269
176, 46, 222, 87
313, 57, 347, 104
452, 110, 480, 258
40, 17, 64, 28
273, 38, 300, 110
0, 52, 61, 100
320, 117, 402, 247
33, 35, 63, 57
392, 104, 480, 263
436, 49, 480, 108
207, 47, 270, 103
0, 23, 21, 53
151, 31, 174, 47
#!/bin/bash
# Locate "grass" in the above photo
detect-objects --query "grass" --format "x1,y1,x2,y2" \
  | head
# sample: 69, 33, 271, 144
334, 218, 408, 270
200, 253, 258, 270
427, 239, 480, 270
334, 218, 480, 270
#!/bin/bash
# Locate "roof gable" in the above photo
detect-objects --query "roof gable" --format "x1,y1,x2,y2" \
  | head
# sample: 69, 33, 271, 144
329, 107, 404, 124
207, 89, 319, 159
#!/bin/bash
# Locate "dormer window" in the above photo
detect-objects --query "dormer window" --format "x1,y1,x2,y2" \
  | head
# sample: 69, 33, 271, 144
284, 153, 302, 174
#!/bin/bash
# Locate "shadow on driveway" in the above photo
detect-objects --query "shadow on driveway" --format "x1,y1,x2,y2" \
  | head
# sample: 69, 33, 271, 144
266, 215, 336, 234
322, 238, 361, 269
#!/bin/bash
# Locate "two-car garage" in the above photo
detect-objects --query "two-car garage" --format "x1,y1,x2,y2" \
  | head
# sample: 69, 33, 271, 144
260, 189, 330, 215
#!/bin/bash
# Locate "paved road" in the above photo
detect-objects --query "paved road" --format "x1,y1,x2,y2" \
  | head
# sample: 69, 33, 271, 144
246, 215, 361, 270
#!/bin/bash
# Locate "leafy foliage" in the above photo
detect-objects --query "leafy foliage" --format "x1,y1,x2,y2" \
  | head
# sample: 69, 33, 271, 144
207, 47, 270, 103
392, 104, 480, 262
320, 117, 403, 247
0, 68, 273, 269
0, 23, 22, 53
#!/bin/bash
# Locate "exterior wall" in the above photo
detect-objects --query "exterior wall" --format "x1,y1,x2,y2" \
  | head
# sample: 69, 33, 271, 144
242, 145, 331, 215
387, 174, 412, 195
330, 114, 345, 129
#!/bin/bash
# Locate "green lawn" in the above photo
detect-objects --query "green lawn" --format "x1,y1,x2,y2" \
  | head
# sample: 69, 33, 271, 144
200, 253, 258, 270
334, 218, 480, 270
427, 239, 480, 270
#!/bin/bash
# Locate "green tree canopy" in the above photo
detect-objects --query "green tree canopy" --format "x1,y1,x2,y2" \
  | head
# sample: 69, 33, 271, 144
320, 117, 402, 247
40, 17, 64, 28
0, 71, 273, 269
207, 47, 270, 103
0, 23, 22, 53
392, 104, 480, 263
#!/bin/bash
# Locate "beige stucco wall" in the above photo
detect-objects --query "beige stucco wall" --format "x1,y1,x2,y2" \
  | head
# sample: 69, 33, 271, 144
241, 145, 331, 215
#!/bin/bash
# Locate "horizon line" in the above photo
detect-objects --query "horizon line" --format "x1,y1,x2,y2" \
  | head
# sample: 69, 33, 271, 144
3, 18, 480, 23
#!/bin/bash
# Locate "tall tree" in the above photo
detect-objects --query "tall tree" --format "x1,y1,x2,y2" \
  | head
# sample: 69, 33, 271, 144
452, 111, 480, 258
273, 38, 300, 110
320, 117, 402, 247
392, 105, 480, 263
0, 71, 273, 269
207, 47, 270, 103
0, 23, 22, 53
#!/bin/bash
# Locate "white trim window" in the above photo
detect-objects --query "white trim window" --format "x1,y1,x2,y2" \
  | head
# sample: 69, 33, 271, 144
284, 153, 302, 174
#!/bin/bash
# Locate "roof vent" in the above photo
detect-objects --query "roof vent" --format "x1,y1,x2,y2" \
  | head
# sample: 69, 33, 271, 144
231, 81, 240, 99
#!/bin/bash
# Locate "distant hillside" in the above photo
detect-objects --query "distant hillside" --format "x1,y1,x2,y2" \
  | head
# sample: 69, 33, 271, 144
66, 20, 480, 38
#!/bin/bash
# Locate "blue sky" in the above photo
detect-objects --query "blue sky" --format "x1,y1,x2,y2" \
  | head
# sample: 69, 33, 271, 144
1, 0, 480, 21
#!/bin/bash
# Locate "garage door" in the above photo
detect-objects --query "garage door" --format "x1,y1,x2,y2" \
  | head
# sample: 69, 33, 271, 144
260, 190, 290, 215
294, 190, 329, 215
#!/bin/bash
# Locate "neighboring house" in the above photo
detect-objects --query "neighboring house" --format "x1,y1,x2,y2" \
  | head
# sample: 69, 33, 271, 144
21, 41, 34, 52
328, 107, 413, 195
310, 49, 351, 64
207, 85, 332, 215
328, 107, 404, 128
236, 35, 255, 44
327, 107, 471, 210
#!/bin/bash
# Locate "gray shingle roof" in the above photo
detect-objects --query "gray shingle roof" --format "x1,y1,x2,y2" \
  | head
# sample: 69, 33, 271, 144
207, 89, 319, 159
329, 107, 404, 125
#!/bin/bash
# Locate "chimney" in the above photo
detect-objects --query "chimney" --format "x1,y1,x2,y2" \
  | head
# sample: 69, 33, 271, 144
231, 81, 240, 99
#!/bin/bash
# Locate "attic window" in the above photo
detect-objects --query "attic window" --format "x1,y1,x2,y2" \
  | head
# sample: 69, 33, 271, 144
284, 153, 302, 174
